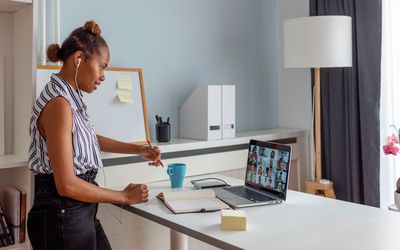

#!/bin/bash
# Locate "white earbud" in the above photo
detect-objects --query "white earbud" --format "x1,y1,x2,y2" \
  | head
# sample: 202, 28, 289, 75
74, 58, 83, 97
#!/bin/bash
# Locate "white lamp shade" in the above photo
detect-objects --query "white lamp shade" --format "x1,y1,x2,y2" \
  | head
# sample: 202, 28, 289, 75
284, 16, 352, 68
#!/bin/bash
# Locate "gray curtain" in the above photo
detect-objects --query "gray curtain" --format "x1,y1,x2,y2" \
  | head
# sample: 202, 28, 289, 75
310, 0, 381, 207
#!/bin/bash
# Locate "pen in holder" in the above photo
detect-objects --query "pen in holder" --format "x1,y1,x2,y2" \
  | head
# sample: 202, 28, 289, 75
156, 123, 170, 142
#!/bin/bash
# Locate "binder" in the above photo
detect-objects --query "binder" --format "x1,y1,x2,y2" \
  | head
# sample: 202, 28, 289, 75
179, 85, 222, 140
207, 85, 222, 140
221, 85, 235, 139
3, 186, 26, 244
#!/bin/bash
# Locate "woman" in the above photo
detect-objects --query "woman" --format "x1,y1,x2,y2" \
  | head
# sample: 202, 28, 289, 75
268, 150, 275, 169
277, 151, 285, 171
248, 145, 258, 165
27, 20, 162, 249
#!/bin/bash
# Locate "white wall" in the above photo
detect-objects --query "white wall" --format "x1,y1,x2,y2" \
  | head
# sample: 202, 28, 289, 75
276, 0, 312, 131
39, 0, 311, 139
276, 0, 313, 176
40, 0, 274, 138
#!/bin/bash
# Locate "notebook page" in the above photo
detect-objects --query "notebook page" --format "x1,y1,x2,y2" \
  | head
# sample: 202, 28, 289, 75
163, 189, 215, 201
166, 198, 229, 213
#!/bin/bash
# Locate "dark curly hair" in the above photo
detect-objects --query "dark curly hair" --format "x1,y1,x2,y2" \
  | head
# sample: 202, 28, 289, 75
47, 20, 108, 63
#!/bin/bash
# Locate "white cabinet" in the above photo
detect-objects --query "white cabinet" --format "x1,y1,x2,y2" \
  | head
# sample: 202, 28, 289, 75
0, 1, 35, 249
0, 0, 35, 158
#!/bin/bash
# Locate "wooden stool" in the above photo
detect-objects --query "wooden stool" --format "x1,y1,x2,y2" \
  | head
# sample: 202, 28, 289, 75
305, 180, 336, 199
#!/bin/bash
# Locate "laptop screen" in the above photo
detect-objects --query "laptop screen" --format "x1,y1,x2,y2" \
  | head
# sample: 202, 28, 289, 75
245, 140, 291, 200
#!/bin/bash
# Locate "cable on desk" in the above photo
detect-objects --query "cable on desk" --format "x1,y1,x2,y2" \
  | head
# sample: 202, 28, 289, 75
190, 177, 231, 189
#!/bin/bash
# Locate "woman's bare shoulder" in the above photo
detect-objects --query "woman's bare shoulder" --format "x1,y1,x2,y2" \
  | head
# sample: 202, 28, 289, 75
44, 96, 71, 113
40, 97, 72, 125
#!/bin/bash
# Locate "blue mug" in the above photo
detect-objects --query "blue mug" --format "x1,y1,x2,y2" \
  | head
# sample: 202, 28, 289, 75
167, 163, 186, 188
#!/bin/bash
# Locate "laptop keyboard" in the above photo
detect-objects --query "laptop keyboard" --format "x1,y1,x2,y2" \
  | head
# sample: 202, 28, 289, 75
223, 186, 274, 202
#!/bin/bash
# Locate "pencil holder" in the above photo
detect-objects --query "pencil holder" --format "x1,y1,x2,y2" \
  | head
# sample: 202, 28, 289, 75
156, 124, 170, 142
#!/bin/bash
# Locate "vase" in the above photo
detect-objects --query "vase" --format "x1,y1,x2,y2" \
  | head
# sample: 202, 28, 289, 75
397, 178, 400, 193
395, 191, 400, 209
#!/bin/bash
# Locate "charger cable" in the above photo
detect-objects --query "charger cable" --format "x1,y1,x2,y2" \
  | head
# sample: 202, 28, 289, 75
190, 177, 230, 188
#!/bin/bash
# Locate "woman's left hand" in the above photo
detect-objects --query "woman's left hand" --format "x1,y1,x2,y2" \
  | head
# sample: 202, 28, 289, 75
140, 144, 164, 167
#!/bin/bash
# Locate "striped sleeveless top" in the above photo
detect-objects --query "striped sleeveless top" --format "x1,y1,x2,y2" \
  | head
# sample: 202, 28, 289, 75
28, 74, 103, 175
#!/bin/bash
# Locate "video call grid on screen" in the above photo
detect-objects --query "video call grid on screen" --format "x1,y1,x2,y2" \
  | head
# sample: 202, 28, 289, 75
246, 145, 289, 193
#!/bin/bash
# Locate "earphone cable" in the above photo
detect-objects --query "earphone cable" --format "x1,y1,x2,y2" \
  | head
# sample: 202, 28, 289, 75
74, 62, 84, 98
76, 60, 124, 224
101, 165, 123, 224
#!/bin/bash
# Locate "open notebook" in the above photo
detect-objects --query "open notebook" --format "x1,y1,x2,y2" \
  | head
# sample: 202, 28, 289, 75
157, 189, 230, 214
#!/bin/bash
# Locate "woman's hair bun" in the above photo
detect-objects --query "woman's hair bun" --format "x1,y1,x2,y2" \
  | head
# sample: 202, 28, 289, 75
84, 20, 101, 37
47, 43, 62, 62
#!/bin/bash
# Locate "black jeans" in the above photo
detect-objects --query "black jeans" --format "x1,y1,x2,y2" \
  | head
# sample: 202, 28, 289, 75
27, 170, 112, 250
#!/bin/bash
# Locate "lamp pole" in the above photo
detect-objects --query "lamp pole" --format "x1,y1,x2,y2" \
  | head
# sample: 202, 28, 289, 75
306, 67, 336, 199
315, 68, 322, 181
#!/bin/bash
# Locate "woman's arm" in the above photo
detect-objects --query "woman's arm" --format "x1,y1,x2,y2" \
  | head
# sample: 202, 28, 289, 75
39, 97, 148, 204
96, 134, 163, 166
96, 135, 142, 154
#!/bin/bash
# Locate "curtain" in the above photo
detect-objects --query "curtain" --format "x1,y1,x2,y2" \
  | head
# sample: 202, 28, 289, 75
310, 0, 382, 207
380, 0, 400, 209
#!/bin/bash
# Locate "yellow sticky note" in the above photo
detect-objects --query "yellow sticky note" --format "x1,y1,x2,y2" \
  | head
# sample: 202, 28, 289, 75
221, 210, 247, 231
117, 91, 133, 104
117, 75, 132, 90
118, 75, 131, 80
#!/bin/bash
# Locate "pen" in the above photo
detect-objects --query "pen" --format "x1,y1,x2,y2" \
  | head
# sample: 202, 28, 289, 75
167, 117, 170, 124
147, 140, 164, 167
155, 115, 160, 125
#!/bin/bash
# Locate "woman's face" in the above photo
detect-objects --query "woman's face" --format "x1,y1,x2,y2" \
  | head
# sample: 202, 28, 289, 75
77, 46, 110, 93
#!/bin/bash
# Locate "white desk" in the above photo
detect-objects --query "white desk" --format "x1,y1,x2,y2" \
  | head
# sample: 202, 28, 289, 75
122, 175, 400, 250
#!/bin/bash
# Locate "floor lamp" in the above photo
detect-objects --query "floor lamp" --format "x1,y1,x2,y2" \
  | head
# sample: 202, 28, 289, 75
283, 16, 352, 198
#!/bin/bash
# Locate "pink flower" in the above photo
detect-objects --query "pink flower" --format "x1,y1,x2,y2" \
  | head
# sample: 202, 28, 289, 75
383, 143, 399, 155
387, 133, 399, 144
383, 127, 400, 156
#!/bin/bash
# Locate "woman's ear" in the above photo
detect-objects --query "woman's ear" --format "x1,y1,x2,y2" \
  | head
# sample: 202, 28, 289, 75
73, 50, 85, 67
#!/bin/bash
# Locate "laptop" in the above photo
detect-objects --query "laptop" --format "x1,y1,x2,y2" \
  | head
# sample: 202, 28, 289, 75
214, 139, 291, 208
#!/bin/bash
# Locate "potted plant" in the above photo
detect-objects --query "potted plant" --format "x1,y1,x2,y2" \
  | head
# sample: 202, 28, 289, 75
383, 131, 400, 208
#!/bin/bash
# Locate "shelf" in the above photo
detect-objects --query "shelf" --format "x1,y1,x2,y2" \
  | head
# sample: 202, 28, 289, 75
0, 0, 31, 13
0, 154, 26, 170
102, 128, 309, 159
0, 128, 309, 168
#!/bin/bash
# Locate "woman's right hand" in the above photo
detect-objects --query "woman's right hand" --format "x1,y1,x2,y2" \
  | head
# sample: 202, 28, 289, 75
122, 184, 149, 205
